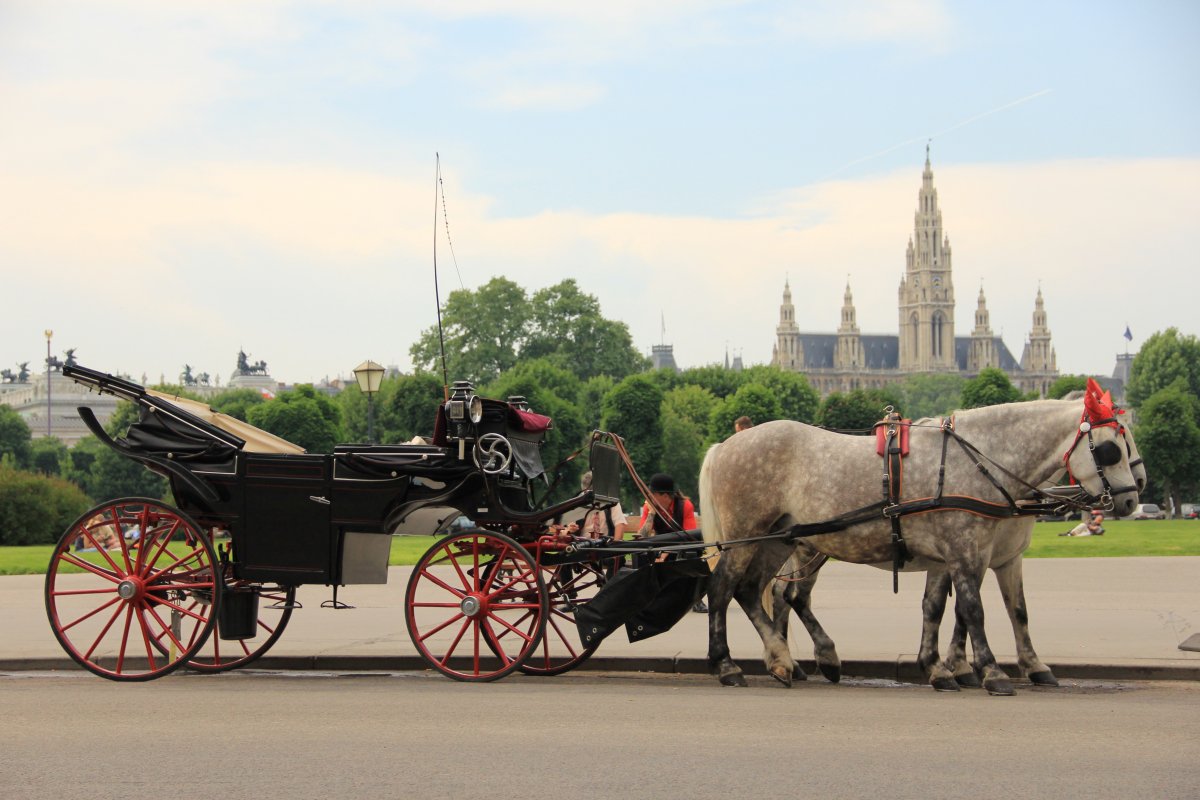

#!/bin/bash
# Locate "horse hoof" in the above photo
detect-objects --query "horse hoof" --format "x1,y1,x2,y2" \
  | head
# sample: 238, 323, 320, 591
984, 677, 1015, 696
954, 671, 982, 689
931, 676, 961, 692
792, 664, 809, 682
818, 663, 842, 684
1027, 670, 1059, 687
770, 667, 792, 688
719, 672, 748, 688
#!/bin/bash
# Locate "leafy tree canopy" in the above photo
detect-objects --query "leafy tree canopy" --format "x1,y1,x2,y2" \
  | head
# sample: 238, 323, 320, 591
663, 385, 718, 430
208, 388, 266, 422
740, 365, 819, 423
1047, 374, 1089, 399
1134, 383, 1200, 514
676, 365, 745, 399
246, 385, 343, 453
816, 388, 901, 431
0, 405, 32, 468
410, 277, 645, 386
661, 408, 705, 500
1126, 328, 1200, 408
601, 374, 664, 497
898, 373, 966, 419
30, 436, 69, 477
709, 384, 782, 442
960, 367, 1022, 408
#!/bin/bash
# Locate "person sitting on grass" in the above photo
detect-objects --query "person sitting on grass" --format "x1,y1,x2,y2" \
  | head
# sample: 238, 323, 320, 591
1061, 510, 1105, 537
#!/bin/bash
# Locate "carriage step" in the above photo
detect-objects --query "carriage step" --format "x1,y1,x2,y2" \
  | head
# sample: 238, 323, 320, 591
266, 601, 303, 610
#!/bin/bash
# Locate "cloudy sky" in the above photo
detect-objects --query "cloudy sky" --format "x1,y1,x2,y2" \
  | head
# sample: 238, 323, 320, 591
2, 0, 1197, 387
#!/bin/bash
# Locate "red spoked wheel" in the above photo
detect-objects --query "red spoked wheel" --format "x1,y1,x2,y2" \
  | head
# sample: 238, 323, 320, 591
44, 498, 219, 681
149, 573, 296, 673
509, 560, 606, 676
405, 529, 547, 681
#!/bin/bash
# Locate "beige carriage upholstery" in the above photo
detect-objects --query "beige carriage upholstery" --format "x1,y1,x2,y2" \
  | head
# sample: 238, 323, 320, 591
145, 390, 307, 455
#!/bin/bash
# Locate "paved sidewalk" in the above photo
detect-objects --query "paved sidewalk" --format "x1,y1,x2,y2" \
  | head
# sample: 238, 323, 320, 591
5, 556, 1198, 682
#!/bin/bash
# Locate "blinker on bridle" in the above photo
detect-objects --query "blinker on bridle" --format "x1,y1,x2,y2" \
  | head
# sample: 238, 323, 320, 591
1065, 381, 1137, 506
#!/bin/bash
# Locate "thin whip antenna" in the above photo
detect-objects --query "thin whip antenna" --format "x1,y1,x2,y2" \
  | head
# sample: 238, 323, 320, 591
434, 153, 450, 400
438, 169, 465, 290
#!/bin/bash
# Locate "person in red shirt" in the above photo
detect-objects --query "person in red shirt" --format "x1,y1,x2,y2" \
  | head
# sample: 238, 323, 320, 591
638, 473, 697, 535
637, 473, 706, 613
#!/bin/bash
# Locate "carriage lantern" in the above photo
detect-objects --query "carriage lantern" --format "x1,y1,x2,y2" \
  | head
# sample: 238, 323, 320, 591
444, 380, 483, 453
506, 395, 530, 411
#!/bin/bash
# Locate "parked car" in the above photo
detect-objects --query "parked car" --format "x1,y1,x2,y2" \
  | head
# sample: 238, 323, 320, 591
1126, 503, 1165, 521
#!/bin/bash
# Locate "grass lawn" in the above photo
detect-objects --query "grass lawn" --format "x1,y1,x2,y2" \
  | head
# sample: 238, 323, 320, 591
3, 522, 1198, 577
0, 533, 450, 577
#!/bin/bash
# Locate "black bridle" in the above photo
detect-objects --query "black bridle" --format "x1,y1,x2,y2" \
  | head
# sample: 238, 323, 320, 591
1062, 412, 1140, 511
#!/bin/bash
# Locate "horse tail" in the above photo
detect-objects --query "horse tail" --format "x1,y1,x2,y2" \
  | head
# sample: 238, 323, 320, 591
700, 443, 722, 547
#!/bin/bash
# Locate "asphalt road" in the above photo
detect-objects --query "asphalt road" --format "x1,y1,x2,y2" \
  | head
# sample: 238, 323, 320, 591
3, 670, 1198, 800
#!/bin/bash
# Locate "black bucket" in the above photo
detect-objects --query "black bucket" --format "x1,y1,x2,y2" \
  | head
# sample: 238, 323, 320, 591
218, 586, 260, 640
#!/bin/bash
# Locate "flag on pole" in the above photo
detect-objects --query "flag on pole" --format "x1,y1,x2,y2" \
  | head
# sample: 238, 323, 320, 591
260, 387, 275, 400
1123, 325, 1133, 342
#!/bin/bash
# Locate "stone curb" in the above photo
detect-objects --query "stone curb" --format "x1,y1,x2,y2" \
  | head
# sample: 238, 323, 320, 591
4, 656, 1197, 683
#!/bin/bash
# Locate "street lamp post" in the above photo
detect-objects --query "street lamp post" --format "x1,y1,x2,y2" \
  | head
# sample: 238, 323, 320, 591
353, 360, 385, 445
44, 330, 53, 437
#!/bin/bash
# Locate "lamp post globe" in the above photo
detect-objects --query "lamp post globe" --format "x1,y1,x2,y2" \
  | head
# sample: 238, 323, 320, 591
353, 360, 385, 444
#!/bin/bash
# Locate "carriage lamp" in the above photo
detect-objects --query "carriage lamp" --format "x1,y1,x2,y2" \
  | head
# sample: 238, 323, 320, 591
506, 395, 530, 411
353, 360, 385, 445
444, 380, 482, 458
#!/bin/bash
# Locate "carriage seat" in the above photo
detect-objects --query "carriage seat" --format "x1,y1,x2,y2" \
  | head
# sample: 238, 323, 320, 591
332, 443, 467, 481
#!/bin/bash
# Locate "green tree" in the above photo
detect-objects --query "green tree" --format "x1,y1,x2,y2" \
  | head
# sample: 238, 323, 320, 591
1126, 328, 1200, 408
0, 405, 32, 468
486, 359, 588, 495
580, 375, 616, 430
522, 279, 648, 380
64, 436, 104, 498
1134, 384, 1200, 514
86, 401, 168, 500
816, 388, 901, 431
898, 373, 966, 418
661, 408, 705, 499
961, 367, 1022, 408
29, 436, 69, 476
1046, 374, 1089, 400
677, 365, 745, 399
601, 374, 664, 500
208, 388, 266, 422
246, 385, 343, 453
741, 365, 820, 422
709, 384, 782, 441
376, 372, 448, 443
0, 465, 92, 545
663, 385, 719, 429
410, 277, 532, 385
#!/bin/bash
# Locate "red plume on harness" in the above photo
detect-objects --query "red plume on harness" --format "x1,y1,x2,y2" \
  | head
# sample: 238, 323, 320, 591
1064, 378, 1123, 481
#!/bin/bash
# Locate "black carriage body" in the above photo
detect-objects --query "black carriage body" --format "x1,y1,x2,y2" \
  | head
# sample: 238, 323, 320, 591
63, 365, 611, 587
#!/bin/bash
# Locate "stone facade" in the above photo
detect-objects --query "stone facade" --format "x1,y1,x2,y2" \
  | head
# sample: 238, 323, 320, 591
771, 150, 1058, 397
0, 372, 119, 446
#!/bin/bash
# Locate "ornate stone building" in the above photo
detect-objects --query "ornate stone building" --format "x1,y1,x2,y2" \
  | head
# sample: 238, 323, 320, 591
771, 149, 1058, 397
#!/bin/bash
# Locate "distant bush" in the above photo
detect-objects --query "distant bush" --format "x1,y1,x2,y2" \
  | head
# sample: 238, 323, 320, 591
0, 465, 92, 545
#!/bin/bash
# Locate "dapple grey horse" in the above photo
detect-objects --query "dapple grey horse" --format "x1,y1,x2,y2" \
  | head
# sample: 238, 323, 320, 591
700, 389, 1141, 695
771, 387, 1149, 691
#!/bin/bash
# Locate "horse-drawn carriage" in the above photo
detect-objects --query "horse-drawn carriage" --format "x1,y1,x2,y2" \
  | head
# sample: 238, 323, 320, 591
46, 365, 1144, 694
47, 365, 705, 682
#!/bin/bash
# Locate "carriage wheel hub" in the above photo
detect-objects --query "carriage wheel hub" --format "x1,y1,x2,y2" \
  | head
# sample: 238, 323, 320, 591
116, 578, 144, 601
460, 595, 484, 618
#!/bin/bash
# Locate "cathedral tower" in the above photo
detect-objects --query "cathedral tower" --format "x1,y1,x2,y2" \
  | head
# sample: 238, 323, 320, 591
898, 146, 956, 371
771, 279, 802, 370
834, 281, 864, 371
968, 285, 997, 371
1020, 287, 1056, 373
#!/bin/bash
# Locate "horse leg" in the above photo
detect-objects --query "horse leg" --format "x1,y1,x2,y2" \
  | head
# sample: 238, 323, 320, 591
920, 569, 960, 692
707, 557, 747, 687
993, 557, 1058, 686
770, 581, 807, 681
949, 563, 1014, 696
735, 574, 795, 687
781, 555, 841, 683
946, 595, 982, 688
